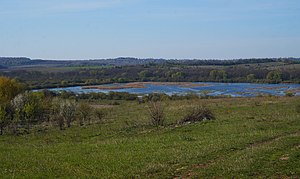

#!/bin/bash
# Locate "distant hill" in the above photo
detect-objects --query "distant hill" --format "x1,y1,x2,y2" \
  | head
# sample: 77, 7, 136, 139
0, 56, 299, 68
0, 57, 166, 68
0, 65, 6, 69
0, 57, 32, 67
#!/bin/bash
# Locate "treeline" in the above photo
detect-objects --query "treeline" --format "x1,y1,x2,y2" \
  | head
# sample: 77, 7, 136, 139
168, 58, 281, 66
0, 57, 31, 66
0, 57, 166, 68
170, 57, 300, 66
1, 62, 300, 89
1, 57, 299, 68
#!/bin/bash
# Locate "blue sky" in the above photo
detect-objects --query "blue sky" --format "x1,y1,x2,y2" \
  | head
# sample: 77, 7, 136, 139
0, 0, 299, 59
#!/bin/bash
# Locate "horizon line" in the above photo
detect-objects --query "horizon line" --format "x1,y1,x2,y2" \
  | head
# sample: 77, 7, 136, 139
1, 56, 299, 61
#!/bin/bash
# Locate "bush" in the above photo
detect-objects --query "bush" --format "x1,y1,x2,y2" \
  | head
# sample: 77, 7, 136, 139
179, 106, 215, 124
109, 101, 120, 105
148, 100, 165, 126
50, 98, 77, 130
0, 103, 13, 135
77, 102, 93, 126
94, 109, 106, 123
285, 92, 295, 97
296, 104, 300, 113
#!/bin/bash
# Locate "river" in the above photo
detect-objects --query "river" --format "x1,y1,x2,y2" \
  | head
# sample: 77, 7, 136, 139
42, 82, 300, 97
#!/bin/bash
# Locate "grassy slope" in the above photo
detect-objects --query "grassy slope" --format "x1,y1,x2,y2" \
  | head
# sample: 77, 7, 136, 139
0, 97, 300, 178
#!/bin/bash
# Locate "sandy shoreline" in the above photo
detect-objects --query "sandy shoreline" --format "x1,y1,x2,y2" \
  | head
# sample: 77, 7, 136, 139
82, 82, 210, 90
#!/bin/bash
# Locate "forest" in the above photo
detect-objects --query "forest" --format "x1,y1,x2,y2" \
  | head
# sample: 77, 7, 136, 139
1, 57, 300, 89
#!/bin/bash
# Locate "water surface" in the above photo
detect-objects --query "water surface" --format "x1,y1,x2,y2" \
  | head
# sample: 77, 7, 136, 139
45, 82, 300, 97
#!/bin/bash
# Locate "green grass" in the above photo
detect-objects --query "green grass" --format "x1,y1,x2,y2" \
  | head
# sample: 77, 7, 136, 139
0, 97, 300, 178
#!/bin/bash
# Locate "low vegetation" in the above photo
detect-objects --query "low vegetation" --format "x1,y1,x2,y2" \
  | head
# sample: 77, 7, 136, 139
1, 76, 300, 178
179, 105, 215, 124
147, 100, 165, 126
296, 103, 300, 113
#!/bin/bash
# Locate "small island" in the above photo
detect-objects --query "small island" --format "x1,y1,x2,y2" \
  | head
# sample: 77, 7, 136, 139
82, 82, 211, 90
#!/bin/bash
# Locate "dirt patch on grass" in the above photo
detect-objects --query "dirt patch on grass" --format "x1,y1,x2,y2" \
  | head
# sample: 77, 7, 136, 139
91, 104, 115, 109
248, 131, 300, 149
280, 155, 289, 161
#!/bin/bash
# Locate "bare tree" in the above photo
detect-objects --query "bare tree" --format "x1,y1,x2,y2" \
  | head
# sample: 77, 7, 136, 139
51, 98, 77, 130
94, 108, 106, 123
11, 93, 29, 133
60, 99, 77, 128
50, 98, 63, 129
148, 100, 165, 126
77, 102, 92, 126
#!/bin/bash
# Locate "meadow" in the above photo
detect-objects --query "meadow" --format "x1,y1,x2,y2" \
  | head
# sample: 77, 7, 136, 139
0, 96, 299, 178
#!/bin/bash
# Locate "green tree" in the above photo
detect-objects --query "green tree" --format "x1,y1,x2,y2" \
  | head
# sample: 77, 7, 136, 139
267, 71, 283, 83
11, 92, 44, 132
171, 72, 185, 80
138, 70, 150, 81
247, 74, 256, 82
0, 77, 24, 103
209, 70, 227, 81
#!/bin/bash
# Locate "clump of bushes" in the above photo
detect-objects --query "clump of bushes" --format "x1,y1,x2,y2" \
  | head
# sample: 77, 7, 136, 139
109, 101, 121, 105
148, 100, 165, 126
94, 109, 106, 123
296, 104, 300, 114
51, 98, 77, 130
179, 106, 215, 124
285, 91, 295, 97
77, 102, 93, 126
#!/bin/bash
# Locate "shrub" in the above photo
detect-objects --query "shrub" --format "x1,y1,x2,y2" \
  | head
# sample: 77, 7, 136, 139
60, 99, 77, 128
77, 102, 93, 126
296, 104, 300, 113
50, 98, 63, 129
179, 106, 215, 124
109, 101, 120, 105
285, 92, 295, 97
0, 103, 12, 135
50, 98, 77, 130
0, 77, 24, 103
94, 109, 106, 123
148, 100, 165, 126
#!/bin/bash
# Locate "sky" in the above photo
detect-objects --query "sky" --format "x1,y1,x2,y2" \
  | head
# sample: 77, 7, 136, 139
0, 0, 299, 60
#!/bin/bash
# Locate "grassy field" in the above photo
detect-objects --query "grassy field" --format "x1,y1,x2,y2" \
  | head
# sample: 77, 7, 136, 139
0, 97, 300, 178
